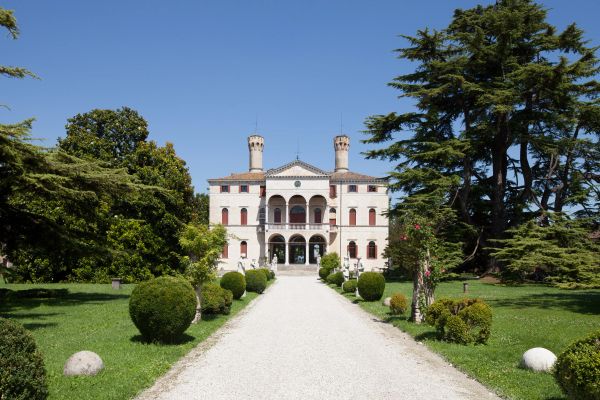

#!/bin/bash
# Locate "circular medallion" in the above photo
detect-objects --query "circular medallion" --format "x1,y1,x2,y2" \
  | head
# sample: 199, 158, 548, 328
294, 180, 301, 188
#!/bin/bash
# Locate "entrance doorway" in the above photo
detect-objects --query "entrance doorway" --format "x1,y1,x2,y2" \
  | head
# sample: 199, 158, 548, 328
289, 235, 306, 264
309, 235, 326, 264
269, 235, 285, 264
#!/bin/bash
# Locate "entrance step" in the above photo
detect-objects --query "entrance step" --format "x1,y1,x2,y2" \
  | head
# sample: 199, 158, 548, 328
275, 264, 319, 274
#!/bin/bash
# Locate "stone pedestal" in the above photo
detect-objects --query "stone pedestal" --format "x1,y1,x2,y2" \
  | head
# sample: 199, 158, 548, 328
111, 278, 122, 289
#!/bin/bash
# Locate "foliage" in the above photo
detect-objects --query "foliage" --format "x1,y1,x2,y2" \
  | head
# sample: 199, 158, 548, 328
357, 272, 386, 301
201, 283, 233, 315
318, 267, 330, 280
179, 224, 227, 289
554, 330, 600, 400
326, 271, 344, 287
259, 268, 272, 281
128, 276, 196, 343
320, 252, 340, 272
220, 271, 246, 300
491, 214, 600, 288
389, 293, 408, 315
245, 270, 267, 294
426, 298, 492, 344
0, 317, 48, 400
342, 279, 357, 293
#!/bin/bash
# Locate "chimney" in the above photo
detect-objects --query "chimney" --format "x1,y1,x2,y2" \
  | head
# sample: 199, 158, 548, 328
248, 135, 264, 172
333, 135, 349, 172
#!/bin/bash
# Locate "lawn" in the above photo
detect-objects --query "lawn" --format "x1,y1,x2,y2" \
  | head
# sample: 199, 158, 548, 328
0, 279, 272, 400
329, 279, 600, 400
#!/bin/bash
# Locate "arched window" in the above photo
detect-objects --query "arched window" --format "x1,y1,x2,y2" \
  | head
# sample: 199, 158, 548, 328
329, 208, 336, 226
240, 241, 247, 257
369, 208, 376, 226
349, 209, 356, 226
314, 208, 322, 224
274, 208, 281, 223
348, 241, 357, 258
240, 208, 247, 225
221, 208, 229, 225
367, 241, 377, 259
290, 206, 306, 223
222, 244, 228, 259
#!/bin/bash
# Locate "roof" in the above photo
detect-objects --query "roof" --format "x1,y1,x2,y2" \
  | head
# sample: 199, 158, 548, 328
208, 172, 266, 182
330, 171, 387, 183
265, 160, 329, 177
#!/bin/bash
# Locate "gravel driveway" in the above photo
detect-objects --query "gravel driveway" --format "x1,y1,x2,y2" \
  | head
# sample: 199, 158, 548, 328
136, 275, 500, 400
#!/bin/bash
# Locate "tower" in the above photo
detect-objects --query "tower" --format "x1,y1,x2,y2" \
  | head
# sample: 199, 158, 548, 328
334, 135, 350, 172
248, 135, 264, 172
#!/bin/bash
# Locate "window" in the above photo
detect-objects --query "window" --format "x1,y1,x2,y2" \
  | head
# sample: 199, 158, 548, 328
348, 184, 357, 193
222, 244, 228, 259
260, 186, 266, 197
329, 185, 337, 198
274, 208, 282, 223
369, 208, 376, 226
289, 206, 306, 223
259, 207, 265, 224
220, 185, 229, 193
367, 241, 377, 259
239, 185, 249, 193
348, 241, 357, 258
314, 208, 322, 224
240, 241, 247, 257
221, 208, 229, 225
329, 208, 336, 226
240, 208, 248, 225
368, 185, 377, 193
349, 209, 356, 226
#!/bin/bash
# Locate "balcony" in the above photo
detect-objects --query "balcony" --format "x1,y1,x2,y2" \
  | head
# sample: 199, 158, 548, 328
264, 223, 334, 232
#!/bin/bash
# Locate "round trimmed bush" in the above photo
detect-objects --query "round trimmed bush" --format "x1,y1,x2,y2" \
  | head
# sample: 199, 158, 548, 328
426, 298, 492, 344
389, 293, 408, 315
342, 279, 357, 293
458, 301, 492, 344
445, 315, 471, 344
320, 252, 340, 271
357, 272, 385, 301
554, 330, 600, 400
268, 270, 275, 280
259, 268, 272, 281
319, 267, 330, 281
201, 283, 233, 315
0, 318, 48, 400
129, 276, 196, 343
327, 271, 344, 287
245, 269, 267, 294
220, 271, 246, 299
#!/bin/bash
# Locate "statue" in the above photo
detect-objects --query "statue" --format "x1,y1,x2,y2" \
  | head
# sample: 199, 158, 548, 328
250, 259, 258, 269
354, 257, 364, 298
342, 258, 350, 282
316, 255, 321, 268
342, 256, 350, 274
237, 257, 246, 275
271, 254, 278, 272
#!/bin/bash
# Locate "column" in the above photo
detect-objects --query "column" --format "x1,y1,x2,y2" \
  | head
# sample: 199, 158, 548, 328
264, 204, 269, 228
284, 201, 288, 229
305, 240, 309, 265
285, 241, 290, 265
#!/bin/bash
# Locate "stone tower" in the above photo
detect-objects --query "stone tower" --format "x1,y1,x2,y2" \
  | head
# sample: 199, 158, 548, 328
333, 135, 350, 172
248, 135, 264, 172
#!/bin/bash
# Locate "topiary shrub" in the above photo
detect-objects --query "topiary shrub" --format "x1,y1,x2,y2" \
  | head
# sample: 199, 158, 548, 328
220, 271, 246, 299
319, 267, 330, 281
320, 252, 340, 272
129, 276, 196, 343
342, 279, 357, 293
327, 271, 344, 287
268, 270, 275, 280
357, 272, 385, 301
554, 330, 600, 400
389, 293, 408, 315
0, 318, 48, 400
245, 269, 267, 294
201, 283, 233, 315
425, 298, 492, 344
259, 268, 271, 281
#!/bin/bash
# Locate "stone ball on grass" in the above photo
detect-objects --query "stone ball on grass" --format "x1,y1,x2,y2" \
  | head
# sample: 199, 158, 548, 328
64, 351, 104, 376
521, 347, 557, 372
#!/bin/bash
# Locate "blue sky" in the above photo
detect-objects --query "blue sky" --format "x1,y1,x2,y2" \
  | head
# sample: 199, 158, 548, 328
2, 0, 599, 193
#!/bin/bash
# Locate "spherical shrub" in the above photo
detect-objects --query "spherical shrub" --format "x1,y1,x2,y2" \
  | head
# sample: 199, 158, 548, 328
245, 269, 267, 294
342, 279, 357, 293
319, 267, 330, 281
268, 270, 275, 280
445, 315, 471, 344
220, 271, 246, 299
389, 293, 408, 315
357, 272, 385, 301
201, 283, 233, 315
259, 268, 271, 281
0, 318, 48, 400
320, 252, 340, 271
426, 298, 492, 344
129, 276, 196, 343
327, 271, 344, 287
554, 330, 600, 400
458, 301, 492, 344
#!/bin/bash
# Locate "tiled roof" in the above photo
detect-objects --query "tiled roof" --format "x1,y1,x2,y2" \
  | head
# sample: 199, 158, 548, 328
330, 171, 387, 182
208, 172, 266, 182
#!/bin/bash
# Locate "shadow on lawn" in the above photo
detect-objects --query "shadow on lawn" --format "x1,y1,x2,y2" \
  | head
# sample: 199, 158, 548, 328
130, 333, 196, 345
488, 290, 600, 315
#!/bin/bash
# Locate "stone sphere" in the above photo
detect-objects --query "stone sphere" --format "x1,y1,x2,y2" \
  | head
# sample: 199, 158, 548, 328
383, 297, 392, 307
521, 347, 557, 372
64, 351, 104, 376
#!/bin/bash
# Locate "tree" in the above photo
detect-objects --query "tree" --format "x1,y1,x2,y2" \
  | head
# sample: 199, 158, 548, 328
179, 224, 228, 323
364, 0, 599, 273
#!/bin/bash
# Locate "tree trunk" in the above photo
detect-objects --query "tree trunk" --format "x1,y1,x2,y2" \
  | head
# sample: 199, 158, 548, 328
192, 285, 202, 324
410, 250, 435, 324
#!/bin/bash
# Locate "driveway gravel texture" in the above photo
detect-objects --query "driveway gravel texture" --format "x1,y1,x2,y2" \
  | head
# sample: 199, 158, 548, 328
136, 275, 500, 400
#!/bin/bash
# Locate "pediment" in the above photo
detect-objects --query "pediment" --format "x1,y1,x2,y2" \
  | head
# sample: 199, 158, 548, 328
266, 160, 330, 178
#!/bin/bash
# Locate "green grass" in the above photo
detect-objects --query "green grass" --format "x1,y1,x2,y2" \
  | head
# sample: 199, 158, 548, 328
327, 279, 600, 400
0, 279, 273, 400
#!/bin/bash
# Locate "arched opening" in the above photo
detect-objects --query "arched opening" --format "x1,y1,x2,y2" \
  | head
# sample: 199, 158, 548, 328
348, 241, 357, 259
349, 209, 356, 226
289, 206, 306, 223
367, 241, 377, 259
221, 208, 229, 225
240, 241, 247, 257
268, 195, 286, 224
241, 208, 248, 225
329, 208, 336, 225
309, 195, 327, 224
268, 235, 285, 264
309, 235, 326, 264
369, 208, 376, 226
314, 208, 322, 224
274, 208, 282, 223
289, 235, 306, 264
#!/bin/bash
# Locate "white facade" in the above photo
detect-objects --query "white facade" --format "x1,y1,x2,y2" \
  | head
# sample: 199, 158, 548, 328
208, 135, 389, 271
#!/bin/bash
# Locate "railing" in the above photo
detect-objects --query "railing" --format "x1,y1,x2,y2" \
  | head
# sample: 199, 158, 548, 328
264, 223, 335, 232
